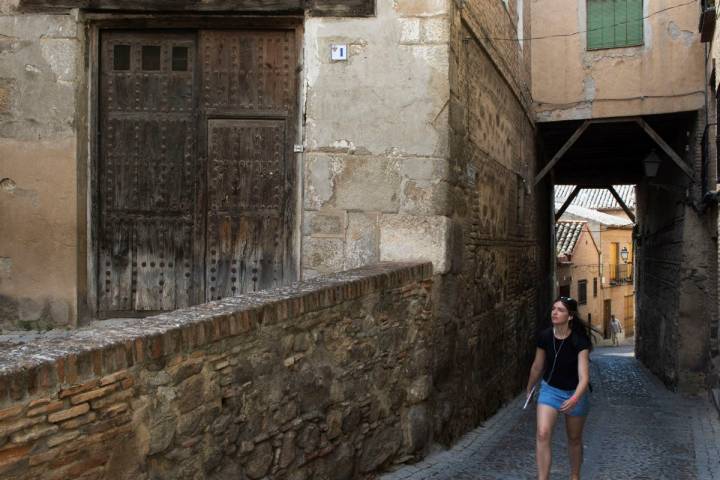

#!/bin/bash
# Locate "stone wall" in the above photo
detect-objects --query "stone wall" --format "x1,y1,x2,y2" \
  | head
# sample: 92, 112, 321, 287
431, 0, 550, 443
0, 262, 435, 479
0, 10, 80, 330
635, 112, 719, 392
302, 0, 452, 277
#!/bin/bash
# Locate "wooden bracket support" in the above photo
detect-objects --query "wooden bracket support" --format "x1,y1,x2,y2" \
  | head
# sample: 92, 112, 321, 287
535, 121, 590, 186
608, 186, 636, 223
555, 186, 582, 221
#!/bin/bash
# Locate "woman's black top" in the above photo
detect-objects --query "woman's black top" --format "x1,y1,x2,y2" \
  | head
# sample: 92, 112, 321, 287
537, 327, 591, 391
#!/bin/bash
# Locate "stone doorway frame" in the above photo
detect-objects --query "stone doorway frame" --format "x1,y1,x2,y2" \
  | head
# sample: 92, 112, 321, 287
78, 13, 305, 323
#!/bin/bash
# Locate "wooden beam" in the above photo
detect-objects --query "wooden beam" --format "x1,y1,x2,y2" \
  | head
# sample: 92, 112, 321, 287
19, 0, 301, 12
17, 0, 374, 15
307, 0, 374, 16
534, 120, 590, 186
587, 116, 642, 125
607, 186, 636, 223
635, 118, 695, 180
555, 186, 582, 221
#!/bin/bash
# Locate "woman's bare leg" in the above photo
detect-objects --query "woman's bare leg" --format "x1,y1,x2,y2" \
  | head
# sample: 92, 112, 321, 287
536, 404, 559, 480
565, 414, 587, 480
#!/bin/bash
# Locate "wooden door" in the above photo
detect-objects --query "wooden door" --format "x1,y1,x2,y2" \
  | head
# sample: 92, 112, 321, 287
609, 242, 619, 282
603, 299, 612, 339
97, 28, 297, 316
98, 31, 198, 315
200, 30, 297, 301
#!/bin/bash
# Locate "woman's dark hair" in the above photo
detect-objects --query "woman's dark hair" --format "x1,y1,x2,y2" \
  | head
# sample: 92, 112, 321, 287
554, 296, 594, 350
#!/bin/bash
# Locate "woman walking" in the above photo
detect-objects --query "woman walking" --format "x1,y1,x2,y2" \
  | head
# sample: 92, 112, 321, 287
526, 296, 592, 480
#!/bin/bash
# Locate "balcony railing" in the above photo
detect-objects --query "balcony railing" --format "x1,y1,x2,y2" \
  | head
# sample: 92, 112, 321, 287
606, 263, 633, 285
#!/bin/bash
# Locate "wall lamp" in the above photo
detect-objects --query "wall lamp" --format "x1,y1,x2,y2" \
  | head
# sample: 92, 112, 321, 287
643, 150, 662, 177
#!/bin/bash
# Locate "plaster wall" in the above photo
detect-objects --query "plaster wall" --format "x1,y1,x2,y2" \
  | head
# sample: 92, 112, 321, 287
0, 12, 80, 331
532, 0, 706, 121
302, 0, 452, 278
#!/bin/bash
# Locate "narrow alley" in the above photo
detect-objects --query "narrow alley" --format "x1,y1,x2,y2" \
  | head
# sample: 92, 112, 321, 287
382, 345, 720, 480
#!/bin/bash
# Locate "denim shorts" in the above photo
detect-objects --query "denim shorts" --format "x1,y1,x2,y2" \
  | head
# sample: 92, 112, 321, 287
538, 380, 590, 417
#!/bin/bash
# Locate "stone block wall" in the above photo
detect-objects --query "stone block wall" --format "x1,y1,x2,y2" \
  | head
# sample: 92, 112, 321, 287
0, 10, 80, 331
0, 262, 435, 479
302, 0, 452, 277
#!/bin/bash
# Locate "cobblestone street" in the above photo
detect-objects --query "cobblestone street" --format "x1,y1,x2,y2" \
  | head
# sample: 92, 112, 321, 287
382, 345, 720, 480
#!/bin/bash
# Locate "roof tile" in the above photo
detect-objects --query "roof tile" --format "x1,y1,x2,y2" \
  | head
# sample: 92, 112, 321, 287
555, 185, 635, 210
555, 221, 586, 256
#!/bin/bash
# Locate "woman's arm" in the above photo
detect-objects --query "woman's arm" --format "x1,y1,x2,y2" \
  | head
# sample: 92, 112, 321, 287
526, 347, 546, 395
559, 349, 590, 413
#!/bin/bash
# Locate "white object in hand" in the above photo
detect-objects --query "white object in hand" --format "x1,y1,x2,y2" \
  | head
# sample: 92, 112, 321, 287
523, 385, 536, 410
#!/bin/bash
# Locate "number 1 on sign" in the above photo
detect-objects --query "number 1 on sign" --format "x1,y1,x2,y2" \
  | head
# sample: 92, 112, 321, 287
331, 44, 347, 61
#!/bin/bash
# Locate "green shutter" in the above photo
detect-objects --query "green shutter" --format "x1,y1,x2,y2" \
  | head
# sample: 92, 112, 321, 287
587, 0, 604, 49
601, 0, 616, 47
626, 0, 644, 45
587, 0, 643, 50
613, 0, 628, 47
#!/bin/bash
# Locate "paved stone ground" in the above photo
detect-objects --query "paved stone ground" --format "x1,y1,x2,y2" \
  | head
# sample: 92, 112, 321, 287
381, 345, 720, 480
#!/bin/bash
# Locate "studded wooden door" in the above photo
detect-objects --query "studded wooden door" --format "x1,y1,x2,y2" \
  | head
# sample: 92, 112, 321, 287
200, 30, 297, 301
97, 28, 297, 316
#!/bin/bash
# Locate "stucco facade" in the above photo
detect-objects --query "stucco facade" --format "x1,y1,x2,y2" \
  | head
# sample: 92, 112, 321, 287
532, 0, 705, 121
0, 13, 80, 330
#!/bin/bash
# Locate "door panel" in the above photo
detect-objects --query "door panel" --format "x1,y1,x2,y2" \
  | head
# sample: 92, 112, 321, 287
200, 30, 296, 112
98, 28, 297, 316
204, 111, 287, 300
99, 31, 198, 315
200, 30, 297, 300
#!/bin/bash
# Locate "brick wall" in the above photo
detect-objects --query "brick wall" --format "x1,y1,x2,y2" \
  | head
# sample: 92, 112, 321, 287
429, 0, 551, 443
0, 262, 435, 479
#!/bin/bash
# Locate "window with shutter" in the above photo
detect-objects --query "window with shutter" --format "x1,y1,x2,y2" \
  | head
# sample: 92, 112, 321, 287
587, 0, 643, 50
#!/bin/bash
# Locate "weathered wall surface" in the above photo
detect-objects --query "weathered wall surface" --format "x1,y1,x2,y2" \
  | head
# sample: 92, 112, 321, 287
0, 263, 435, 479
532, 0, 705, 121
435, 0, 550, 442
636, 112, 718, 392
708, 7, 720, 399
302, 0, 451, 277
0, 11, 80, 331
